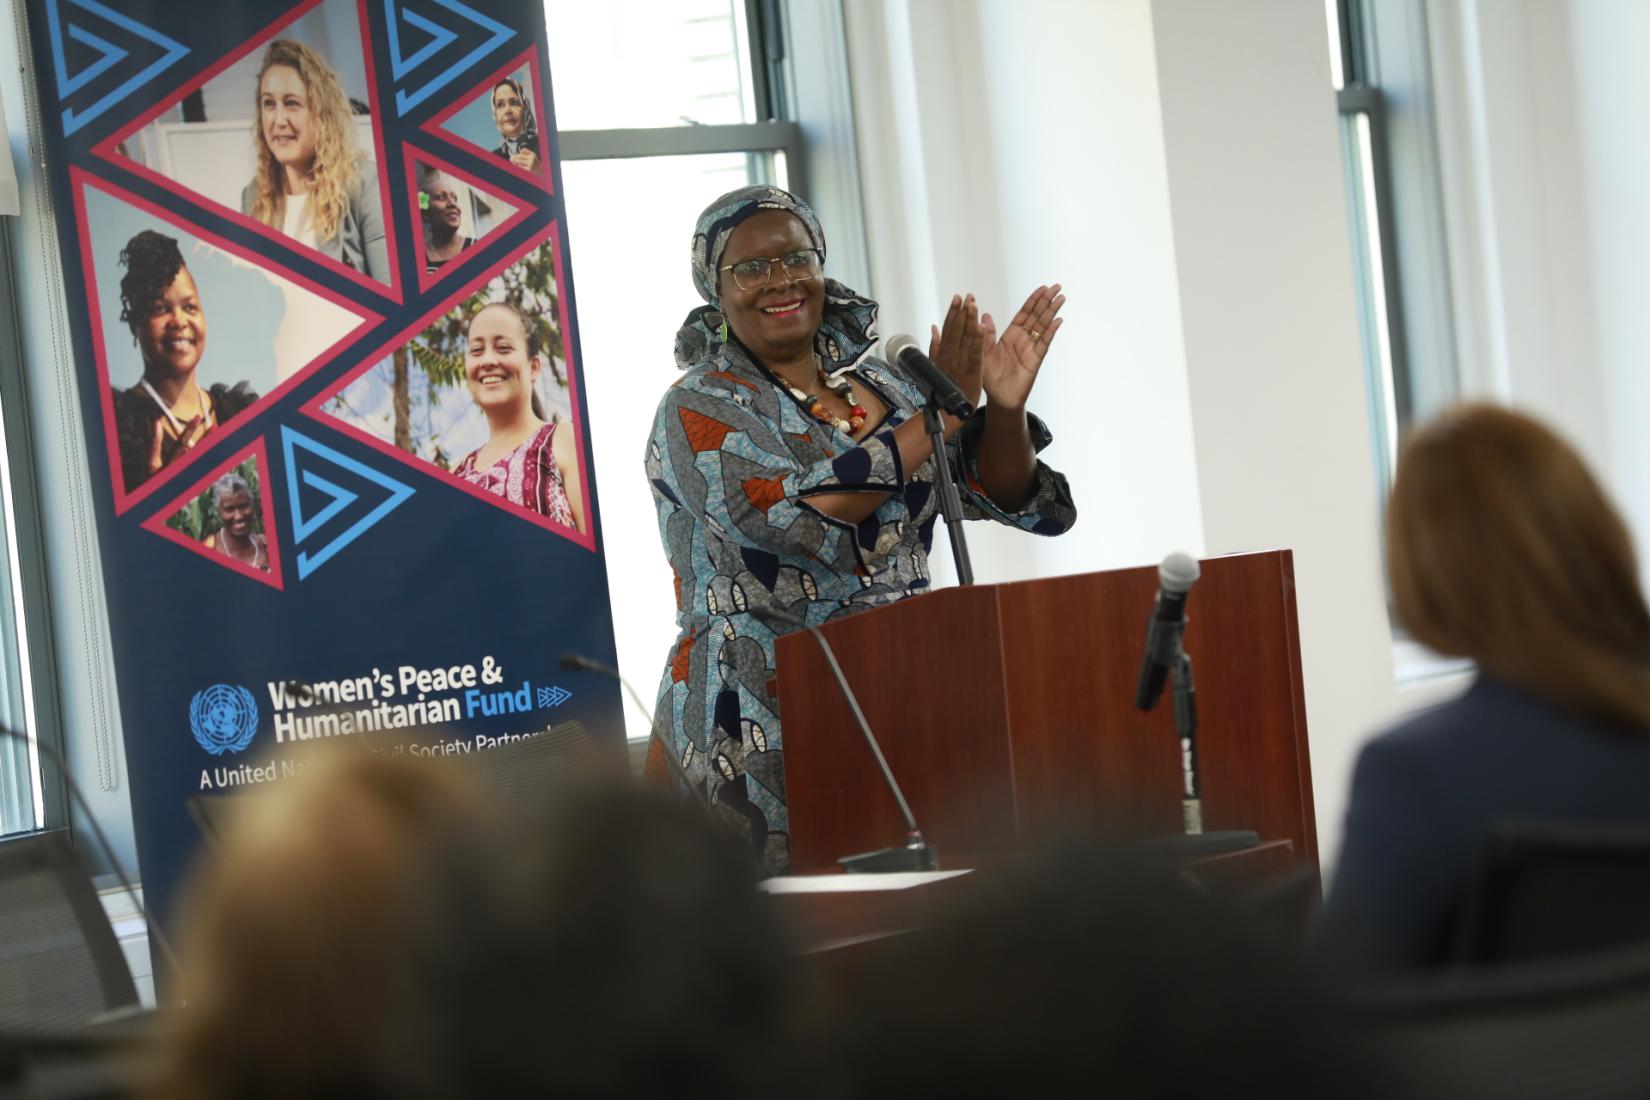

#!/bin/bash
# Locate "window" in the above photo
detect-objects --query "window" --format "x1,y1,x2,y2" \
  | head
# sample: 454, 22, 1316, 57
1330, 0, 1473, 681
548, 0, 862, 739
0, 223, 70, 837
1327, 0, 1459, 494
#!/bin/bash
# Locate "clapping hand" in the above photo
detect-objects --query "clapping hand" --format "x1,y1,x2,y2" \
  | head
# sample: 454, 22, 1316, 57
981, 284, 1064, 412
926, 293, 984, 409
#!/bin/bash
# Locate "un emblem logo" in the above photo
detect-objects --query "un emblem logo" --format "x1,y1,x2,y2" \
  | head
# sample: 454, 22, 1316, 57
190, 685, 259, 756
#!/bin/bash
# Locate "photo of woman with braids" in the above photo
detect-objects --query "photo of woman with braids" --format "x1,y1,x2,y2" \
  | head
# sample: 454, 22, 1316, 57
454, 301, 585, 534
242, 38, 387, 281
109, 231, 258, 493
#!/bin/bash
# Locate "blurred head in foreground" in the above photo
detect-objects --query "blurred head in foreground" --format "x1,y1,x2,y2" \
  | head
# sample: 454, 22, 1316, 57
828, 843, 1377, 1097
145, 751, 474, 1100
1388, 403, 1650, 731
392, 782, 792, 1099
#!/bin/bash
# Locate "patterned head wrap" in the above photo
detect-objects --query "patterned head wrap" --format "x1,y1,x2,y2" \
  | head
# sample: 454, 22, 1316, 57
676, 185, 878, 374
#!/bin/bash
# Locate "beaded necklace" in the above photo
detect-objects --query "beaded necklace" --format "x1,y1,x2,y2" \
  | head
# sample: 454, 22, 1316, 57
782, 356, 867, 434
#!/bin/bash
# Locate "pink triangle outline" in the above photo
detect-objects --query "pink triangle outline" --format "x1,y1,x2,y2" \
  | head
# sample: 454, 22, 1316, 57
403, 140, 531, 295
89, 0, 406, 303
418, 44, 553, 194
137, 437, 286, 590
297, 222, 598, 553
70, 166, 384, 516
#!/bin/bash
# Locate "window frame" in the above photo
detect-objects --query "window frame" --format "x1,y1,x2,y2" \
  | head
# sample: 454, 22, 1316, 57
1330, 0, 1460, 487
0, 216, 73, 836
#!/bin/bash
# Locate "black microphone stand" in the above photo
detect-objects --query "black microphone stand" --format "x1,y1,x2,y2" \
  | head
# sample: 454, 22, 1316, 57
921, 402, 974, 587
1171, 650, 1201, 835
1135, 597, 1256, 855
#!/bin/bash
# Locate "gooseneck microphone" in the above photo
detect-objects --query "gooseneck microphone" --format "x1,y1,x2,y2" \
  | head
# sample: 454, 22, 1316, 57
804, 626, 939, 872
1134, 551, 1200, 712
884, 333, 974, 419
557, 652, 713, 813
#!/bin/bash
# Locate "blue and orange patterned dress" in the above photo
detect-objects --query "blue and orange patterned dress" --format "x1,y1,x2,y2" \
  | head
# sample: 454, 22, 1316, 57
647, 339, 1076, 872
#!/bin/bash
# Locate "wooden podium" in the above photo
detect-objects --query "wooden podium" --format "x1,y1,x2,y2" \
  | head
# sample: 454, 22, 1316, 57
775, 550, 1316, 873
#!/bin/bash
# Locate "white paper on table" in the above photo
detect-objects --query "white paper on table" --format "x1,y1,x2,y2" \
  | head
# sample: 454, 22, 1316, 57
757, 869, 973, 894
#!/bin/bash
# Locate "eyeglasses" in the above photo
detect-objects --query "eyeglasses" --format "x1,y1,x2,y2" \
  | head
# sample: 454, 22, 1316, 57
719, 248, 822, 292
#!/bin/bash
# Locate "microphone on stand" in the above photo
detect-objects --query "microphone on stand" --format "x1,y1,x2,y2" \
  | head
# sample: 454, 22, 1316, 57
884, 333, 974, 418
883, 333, 976, 586
1130, 555, 1256, 850
556, 652, 713, 813
0, 725, 181, 987
1134, 552, 1199, 712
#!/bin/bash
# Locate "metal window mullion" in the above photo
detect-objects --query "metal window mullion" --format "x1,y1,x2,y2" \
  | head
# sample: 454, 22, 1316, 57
558, 121, 804, 162
744, 0, 774, 120
1334, 0, 1360, 85
1339, 85, 1413, 432
752, 0, 791, 121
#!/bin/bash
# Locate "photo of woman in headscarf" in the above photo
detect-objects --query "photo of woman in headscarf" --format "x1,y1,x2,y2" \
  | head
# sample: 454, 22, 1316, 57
452, 301, 584, 534
418, 165, 475, 275
110, 231, 259, 493
489, 76, 541, 174
202, 471, 271, 572
242, 39, 388, 280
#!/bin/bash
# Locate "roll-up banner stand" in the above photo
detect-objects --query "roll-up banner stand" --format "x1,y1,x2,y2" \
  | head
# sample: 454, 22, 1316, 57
20, 0, 621, 970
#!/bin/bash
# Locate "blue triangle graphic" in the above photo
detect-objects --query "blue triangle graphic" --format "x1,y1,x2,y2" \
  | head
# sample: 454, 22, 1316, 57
281, 426, 414, 580
60, 22, 126, 96
295, 469, 358, 541
387, 0, 514, 116
387, 5, 457, 80
45, 0, 188, 136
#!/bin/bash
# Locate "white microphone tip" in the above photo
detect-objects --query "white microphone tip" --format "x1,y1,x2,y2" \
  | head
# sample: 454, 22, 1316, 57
1159, 551, 1200, 592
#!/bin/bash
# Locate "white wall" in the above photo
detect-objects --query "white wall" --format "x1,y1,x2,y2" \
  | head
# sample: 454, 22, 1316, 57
1430, 0, 1650, 572
1562, 2, 1650, 562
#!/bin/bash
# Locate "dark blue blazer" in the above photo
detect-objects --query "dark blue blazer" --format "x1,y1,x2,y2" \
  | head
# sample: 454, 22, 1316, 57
1317, 675, 1650, 974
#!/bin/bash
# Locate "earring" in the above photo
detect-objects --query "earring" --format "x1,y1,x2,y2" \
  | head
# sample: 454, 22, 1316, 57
719, 318, 728, 342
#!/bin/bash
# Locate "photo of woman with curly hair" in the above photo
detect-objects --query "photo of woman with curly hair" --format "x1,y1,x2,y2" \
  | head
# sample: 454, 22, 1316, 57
109, 230, 259, 493
242, 38, 387, 281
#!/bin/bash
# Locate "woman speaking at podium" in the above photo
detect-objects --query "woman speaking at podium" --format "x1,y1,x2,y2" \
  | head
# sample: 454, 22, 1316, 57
647, 186, 1076, 872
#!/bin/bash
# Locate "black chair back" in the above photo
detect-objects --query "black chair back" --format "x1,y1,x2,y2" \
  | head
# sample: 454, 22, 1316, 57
1451, 820, 1650, 966
1349, 940, 1650, 1099
0, 830, 138, 1033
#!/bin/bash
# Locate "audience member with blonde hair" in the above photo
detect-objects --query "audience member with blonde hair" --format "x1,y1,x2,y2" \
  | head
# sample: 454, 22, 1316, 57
1319, 403, 1650, 972
242, 38, 387, 280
